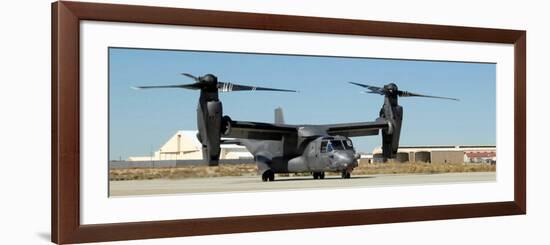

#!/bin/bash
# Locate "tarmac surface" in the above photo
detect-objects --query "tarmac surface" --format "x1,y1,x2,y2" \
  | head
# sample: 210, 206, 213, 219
109, 172, 496, 196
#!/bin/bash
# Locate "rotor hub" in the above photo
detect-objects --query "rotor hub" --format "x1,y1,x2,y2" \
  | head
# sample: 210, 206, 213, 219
384, 83, 399, 96
202, 73, 217, 82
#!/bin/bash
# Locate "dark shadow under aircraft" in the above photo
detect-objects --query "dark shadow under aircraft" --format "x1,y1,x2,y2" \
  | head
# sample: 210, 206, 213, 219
135, 73, 457, 181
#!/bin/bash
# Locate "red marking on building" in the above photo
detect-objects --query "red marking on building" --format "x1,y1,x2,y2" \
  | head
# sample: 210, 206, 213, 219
465, 151, 496, 158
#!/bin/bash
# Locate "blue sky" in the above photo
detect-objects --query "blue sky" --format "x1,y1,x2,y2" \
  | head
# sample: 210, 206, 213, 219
109, 47, 496, 160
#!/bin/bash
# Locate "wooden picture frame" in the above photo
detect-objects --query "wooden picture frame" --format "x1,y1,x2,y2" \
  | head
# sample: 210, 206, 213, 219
51, 1, 526, 244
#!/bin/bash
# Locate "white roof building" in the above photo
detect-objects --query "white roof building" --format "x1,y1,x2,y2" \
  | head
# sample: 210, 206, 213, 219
127, 130, 253, 161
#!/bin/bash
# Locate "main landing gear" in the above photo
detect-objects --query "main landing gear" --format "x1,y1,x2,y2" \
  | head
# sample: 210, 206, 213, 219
312, 172, 325, 179
261, 170, 275, 182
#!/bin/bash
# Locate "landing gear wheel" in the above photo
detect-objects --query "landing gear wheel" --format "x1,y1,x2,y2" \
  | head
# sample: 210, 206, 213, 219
341, 171, 351, 179
262, 170, 275, 182
313, 172, 325, 179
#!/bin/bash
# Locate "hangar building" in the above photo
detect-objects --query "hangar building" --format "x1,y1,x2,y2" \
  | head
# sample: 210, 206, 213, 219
127, 130, 253, 161
370, 145, 496, 164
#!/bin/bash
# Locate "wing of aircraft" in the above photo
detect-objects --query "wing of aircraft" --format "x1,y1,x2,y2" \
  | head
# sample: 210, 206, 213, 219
225, 120, 297, 140
225, 117, 389, 140
323, 118, 389, 137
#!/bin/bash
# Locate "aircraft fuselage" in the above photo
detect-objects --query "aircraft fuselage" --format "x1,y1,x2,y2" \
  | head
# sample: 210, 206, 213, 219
239, 135, 359, 178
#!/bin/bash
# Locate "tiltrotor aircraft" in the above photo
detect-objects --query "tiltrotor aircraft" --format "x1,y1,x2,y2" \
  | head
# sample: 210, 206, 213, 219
135, 73, 458, 181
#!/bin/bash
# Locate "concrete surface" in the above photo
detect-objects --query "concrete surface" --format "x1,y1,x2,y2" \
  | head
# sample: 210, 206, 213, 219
110, 172, 496, 196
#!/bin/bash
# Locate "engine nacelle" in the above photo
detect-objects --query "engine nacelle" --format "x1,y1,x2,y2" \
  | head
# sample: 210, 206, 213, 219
381, 104, 403, 160
196, 98, 223, 166
207, 100, 222, 118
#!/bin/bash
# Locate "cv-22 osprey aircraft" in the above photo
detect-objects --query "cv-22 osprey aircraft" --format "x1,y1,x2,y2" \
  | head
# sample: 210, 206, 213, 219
135, 73, 458, 181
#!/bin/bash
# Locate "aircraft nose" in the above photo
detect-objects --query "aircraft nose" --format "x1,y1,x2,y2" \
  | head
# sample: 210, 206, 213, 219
332, 151, 354, 166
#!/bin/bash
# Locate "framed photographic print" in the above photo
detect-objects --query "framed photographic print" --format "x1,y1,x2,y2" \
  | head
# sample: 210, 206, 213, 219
52, 1, 526, 244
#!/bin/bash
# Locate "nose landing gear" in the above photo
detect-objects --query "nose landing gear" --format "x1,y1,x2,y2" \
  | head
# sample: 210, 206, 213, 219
341, 171, 351, 179
341, 166, 353, 179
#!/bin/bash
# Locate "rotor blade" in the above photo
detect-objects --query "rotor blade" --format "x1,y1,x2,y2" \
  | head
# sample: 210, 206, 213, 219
398, 90, 459, 101
359, 91, 383, 95
348, 82, 385, 95
180, 73, 200, 82
132, 83, 202, 90
217, 82, 297, 92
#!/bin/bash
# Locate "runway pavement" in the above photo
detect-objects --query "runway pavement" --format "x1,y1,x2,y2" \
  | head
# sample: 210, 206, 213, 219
109, 171, 496, 196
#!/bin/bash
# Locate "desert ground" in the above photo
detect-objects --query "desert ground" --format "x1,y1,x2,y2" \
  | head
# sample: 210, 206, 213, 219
109, 161, 495, 181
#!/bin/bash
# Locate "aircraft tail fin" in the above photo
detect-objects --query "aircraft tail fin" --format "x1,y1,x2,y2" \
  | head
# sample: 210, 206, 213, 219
274, 107, 285, 124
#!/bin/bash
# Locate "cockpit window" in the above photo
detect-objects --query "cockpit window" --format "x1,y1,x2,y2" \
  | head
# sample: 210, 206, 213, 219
344, 139, 354, 149
327, 143, 333, 152
330, 140, 345, 150
321, 140, 348, 153
320, 141, 328, 153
